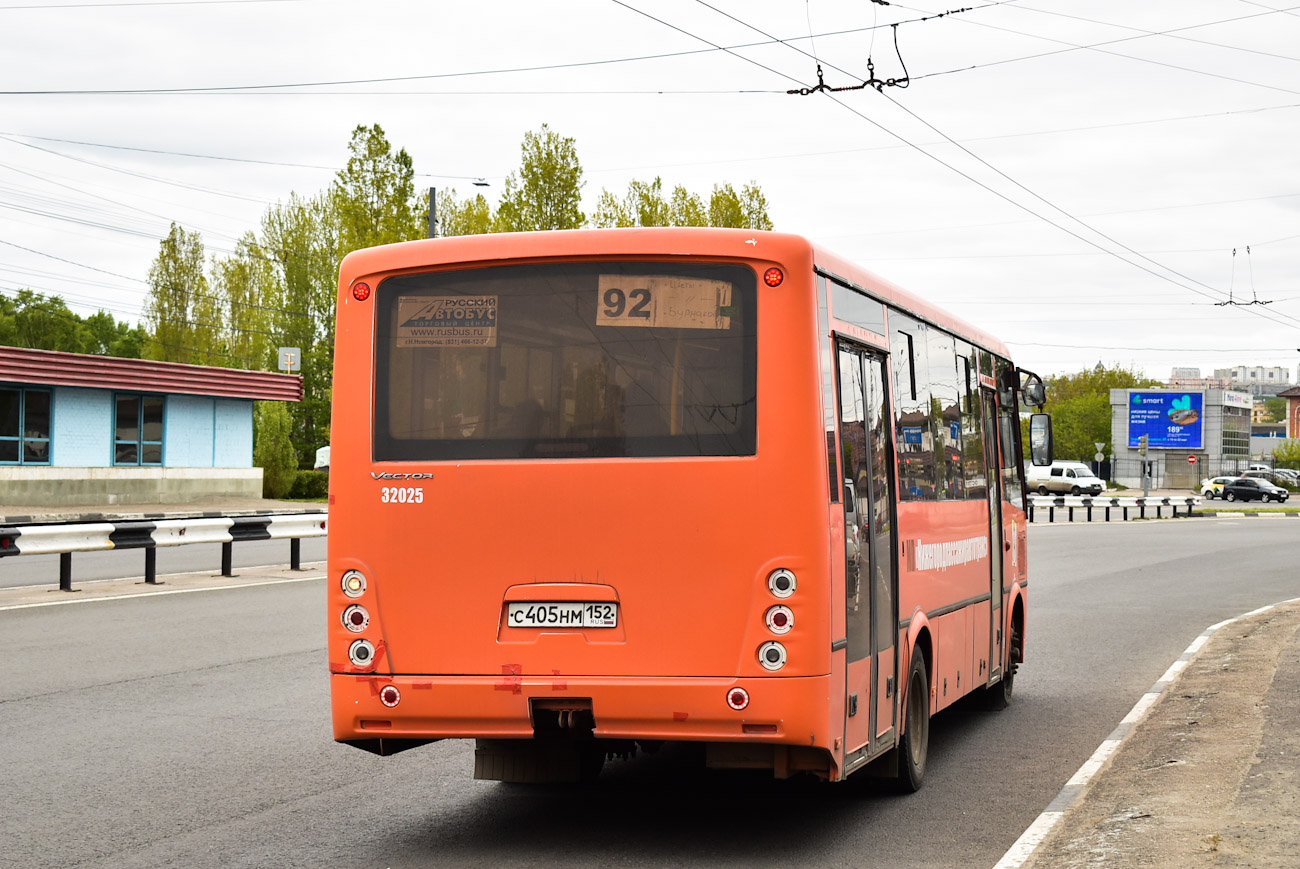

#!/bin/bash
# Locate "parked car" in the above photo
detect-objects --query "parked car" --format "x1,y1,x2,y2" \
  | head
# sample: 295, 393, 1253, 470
1243, 469, 1286, 485
1273, 468, 1299, 484
1199, 476, 1238, 499
1025, 460, 1105, 496
314, 445, 330, 471
1221, 477, 1290, 503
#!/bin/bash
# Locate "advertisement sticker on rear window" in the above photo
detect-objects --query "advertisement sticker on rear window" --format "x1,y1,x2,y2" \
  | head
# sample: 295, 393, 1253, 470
595, 275, 732, 330
396, 295, 498, 347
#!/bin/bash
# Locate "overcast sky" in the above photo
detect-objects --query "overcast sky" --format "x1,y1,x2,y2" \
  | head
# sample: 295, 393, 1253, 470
3, 0, 1299, 384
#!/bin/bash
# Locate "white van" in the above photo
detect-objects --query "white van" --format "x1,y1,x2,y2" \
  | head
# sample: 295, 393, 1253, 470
1025, 461, 1104, 496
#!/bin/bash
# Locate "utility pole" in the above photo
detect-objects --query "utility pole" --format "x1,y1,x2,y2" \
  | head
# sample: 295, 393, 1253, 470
428, 186, 437, 238
1138, 434, 1150, 497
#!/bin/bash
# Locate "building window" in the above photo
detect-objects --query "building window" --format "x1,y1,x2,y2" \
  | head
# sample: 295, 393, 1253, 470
0, 386, 52, 464
114, 394, 164, 465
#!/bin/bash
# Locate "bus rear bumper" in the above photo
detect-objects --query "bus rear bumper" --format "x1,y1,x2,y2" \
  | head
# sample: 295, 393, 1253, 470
331, 673, 832, 747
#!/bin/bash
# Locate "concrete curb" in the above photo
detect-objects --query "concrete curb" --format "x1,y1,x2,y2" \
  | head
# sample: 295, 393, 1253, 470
992, 596, 1300, 869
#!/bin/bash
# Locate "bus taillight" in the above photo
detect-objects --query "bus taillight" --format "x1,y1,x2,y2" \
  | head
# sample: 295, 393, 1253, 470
348, 639, 375, 668
352, 281, 372, 301
341, 570, 366, 598
758, 641, 787, 671
727, 688, 750, 710
765, 605, 794, 635
342, 605, 370, 632
767, 569, 796, 599
379, 685, 401, 708
763, 267, 784, 287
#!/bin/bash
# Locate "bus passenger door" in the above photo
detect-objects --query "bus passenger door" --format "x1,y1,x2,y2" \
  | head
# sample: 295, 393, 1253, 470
981, 391, 1005, 684
837, 344, 898, 758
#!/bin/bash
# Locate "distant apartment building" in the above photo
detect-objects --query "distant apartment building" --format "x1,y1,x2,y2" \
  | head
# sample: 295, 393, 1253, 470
1212, 365, 1292, 397
1166, 366, 1229, 390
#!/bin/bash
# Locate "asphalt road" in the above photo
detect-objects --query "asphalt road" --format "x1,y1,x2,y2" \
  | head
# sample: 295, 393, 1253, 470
0, 536, 327, 590
4, 518, 1296, 868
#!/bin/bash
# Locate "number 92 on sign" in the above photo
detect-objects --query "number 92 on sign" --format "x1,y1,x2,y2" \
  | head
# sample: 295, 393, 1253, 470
506, 602, 618, 628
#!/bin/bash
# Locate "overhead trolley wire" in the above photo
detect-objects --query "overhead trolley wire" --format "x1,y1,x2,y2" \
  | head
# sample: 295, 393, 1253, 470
672, 0, 1300, 333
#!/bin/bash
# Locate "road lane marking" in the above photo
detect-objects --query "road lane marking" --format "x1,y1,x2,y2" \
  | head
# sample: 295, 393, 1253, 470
992, 595, 1300, 869
0, 574, 324, 611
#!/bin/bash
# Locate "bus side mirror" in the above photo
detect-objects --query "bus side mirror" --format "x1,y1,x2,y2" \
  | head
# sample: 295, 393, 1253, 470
1030, 414, 1053, 466
1021, 371, 1047, 408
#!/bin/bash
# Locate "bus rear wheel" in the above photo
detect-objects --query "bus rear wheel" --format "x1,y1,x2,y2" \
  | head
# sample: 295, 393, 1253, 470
896, 650, 930, 793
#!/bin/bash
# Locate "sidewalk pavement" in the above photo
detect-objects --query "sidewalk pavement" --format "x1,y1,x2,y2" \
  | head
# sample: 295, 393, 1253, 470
0, 560, 324, 609
0, 496, 324, 525
1017, 600, 1300, 868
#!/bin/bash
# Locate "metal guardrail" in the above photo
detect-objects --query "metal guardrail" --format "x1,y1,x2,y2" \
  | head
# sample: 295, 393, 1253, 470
1028, 496, 1200, 523
0, 513, 328, 591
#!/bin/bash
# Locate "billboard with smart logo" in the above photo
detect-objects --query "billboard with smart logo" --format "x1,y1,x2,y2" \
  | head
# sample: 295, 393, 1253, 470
1127, 391, 1203, 449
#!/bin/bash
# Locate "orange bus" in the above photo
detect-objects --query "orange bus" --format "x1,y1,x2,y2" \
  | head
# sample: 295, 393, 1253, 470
328, 228, 1051, 788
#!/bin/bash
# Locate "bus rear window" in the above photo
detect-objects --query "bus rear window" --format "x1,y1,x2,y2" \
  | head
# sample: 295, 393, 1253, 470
373, 262, 757, 461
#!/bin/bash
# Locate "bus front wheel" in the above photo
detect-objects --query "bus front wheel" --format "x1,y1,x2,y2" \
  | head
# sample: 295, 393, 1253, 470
896, 650, 930, 793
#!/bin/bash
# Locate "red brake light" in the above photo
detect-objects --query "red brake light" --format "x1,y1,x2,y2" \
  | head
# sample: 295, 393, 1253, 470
763, 268, 784, 287
727, 688, 750, 710
352, 282, 372, 301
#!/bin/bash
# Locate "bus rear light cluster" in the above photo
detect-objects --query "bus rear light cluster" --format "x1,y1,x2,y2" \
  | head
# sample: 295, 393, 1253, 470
379, 685, 401, 708
763, 267, 784, 287
352, 281, 371, 301
726, 687, 750, 711
342, 605, 370, 632
767, 569, 796, 599
758, 641, 787, 671
765, 605, 793, 635
349, 639, 376, 667
341, 570, 366, 598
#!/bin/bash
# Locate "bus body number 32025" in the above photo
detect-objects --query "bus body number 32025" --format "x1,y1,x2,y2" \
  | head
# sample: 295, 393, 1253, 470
381, 487, 424, 504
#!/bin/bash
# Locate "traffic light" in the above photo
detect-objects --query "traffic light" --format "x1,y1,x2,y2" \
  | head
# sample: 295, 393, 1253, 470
1138, 434, 1148, 456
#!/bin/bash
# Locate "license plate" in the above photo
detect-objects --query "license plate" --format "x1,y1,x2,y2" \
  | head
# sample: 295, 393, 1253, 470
506, 602, 618, 628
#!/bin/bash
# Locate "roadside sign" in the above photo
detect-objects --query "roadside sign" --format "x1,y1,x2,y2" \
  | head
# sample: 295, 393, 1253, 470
1094, 442, 1105, 452
1094, 452, 1105, 462
1187, 455, 1198, 464
278, 347, 301, 372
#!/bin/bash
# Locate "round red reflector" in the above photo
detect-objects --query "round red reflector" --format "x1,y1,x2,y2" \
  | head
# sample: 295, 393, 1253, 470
772, 611, 789, 628
379, 685, 401, 708
727, 687, 750, 710
352, 282, 372, 301
763, 268, 784, 287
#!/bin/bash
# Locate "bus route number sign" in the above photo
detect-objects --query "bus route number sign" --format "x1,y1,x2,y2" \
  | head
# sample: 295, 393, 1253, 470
506, 602, 619, 628
596, 275, 732, 330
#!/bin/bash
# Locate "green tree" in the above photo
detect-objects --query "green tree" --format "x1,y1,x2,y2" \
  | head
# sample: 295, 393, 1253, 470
1272, 438, 1300, 470
436, 188, 493, 236
1263, 397, 1286, 423
592, 176, 773, 230
0, 289, 93, 352
254, 400, 299, 498
493, 124, 585, 232
83, 310, 146, 358
1038, 363, 1160, 462
330, 124, 423, 251
259, 192, 337, 466
144, 223, 222, 364
210, 232, 275, 371
708, 182, 774, 230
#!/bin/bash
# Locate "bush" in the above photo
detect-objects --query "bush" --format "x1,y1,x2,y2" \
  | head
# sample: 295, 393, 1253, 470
254, 401, 298, 499
288, 469, 330, 500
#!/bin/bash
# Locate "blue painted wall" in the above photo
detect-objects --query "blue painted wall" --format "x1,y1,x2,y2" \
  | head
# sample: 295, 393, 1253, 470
164, 395, 215, 467
51, 387, 113, 466
48, 388, 256, 468
214, 400, 254, 467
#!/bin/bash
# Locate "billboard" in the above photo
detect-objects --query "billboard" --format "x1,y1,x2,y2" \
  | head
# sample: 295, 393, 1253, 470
1127, 391, 1203, 449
